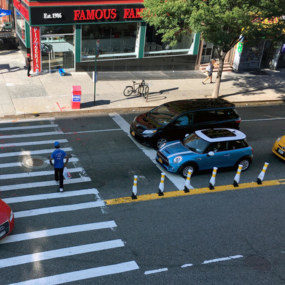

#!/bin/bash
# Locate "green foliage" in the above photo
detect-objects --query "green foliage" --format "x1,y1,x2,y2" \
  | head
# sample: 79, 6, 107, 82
142, 0, 285, 56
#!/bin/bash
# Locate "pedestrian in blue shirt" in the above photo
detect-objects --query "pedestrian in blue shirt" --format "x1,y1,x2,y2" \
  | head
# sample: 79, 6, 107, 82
49, 141, 69, 192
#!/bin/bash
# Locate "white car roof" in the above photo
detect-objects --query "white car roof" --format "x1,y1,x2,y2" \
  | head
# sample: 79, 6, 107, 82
195, 128, 246, 142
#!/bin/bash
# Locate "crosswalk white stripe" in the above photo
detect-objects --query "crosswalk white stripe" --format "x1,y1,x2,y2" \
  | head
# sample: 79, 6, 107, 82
0, 177, 91, 191
0, 124, 58, 131
0, 167, 83, 180
0, 239, 125, 268
0, 131, 64, 139
15, 201, 105, 218
0, 221, 117, 244
3, 189, 99, 204
0, 147, 72, 158
0, 139, 68, 148
0, 157, 79, 169
110, 113, 187, 190
7, 261, 139, 285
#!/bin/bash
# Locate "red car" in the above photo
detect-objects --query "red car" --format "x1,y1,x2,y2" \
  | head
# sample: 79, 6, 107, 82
0, 200, 14, 240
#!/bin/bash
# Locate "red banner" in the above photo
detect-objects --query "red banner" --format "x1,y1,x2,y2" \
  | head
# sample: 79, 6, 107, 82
31, 27, 41, 73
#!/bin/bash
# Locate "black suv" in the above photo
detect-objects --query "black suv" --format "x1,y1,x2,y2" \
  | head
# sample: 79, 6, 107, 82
130, 98, 241, 149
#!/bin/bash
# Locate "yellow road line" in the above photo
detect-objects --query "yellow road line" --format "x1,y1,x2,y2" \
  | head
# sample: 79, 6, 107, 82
105, 179, 282, 206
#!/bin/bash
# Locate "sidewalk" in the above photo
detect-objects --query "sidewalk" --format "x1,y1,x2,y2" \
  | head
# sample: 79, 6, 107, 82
1, 50, 285, 119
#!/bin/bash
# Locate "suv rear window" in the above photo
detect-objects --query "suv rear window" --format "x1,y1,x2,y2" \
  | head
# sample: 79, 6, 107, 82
216, 109, 239, 120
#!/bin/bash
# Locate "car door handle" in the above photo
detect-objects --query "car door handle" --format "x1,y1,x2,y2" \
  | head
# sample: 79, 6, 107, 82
224, 154, 230, 157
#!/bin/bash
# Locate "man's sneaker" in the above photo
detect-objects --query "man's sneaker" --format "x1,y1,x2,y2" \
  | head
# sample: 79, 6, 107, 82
59, 188, 63, 192
56, 180, 59, 185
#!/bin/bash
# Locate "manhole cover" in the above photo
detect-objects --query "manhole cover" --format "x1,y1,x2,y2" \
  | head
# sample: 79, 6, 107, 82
22, 156, 49, 169
245, 255, 271, 272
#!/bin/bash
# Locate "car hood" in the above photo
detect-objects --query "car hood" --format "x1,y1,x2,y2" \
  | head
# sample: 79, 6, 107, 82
159, 141, 192, 157
135, 113, 162, 130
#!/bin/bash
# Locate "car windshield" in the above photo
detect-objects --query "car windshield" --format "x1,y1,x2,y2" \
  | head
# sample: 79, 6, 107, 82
148, 104, 181, 125
183, 133, 210, 153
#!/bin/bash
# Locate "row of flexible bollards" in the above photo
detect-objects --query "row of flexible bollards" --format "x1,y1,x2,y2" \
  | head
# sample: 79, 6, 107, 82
131, 162, 270, 199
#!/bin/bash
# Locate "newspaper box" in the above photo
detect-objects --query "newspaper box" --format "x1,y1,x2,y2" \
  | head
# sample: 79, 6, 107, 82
71, 86, 81, 109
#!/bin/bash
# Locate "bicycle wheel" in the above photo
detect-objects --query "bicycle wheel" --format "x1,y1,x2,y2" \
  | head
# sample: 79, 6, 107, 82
123, 86, 133, 97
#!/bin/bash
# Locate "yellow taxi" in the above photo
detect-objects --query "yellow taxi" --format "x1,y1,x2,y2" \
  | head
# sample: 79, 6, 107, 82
272, 136, 285, 160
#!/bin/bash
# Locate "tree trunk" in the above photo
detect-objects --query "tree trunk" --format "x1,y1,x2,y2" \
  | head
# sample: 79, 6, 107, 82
212, 53, 226, 98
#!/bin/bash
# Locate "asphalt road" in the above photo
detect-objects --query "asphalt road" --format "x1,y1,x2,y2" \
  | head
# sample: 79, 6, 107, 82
0, 104, 285, 285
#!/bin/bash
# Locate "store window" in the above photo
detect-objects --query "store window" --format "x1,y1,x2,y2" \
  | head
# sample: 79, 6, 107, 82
144, 25, 194, 56
41, 25, 75, 70
81, 23, 137, 61
15, 11, 25, 43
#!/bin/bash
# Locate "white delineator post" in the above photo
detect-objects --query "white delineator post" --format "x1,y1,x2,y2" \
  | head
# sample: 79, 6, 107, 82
184, 169, 193, 193
209, 167, 218, 190
158, 173, 165, 196
257, 162, 269, 184
132, 175, 138, 199
233, 164, 243, 187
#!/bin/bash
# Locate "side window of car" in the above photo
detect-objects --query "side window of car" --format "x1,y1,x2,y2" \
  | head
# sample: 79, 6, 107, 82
205, 142, 227, 153
175, 113, 193, 126
216, 109, 239, 120
193, 111, 216, 124
228, 140, 246, 150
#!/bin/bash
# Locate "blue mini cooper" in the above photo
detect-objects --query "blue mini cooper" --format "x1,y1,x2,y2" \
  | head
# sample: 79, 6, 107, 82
156, 128, 253, 177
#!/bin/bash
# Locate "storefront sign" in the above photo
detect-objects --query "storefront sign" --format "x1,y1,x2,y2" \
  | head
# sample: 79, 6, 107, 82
30, 4, 144, 25
13, 0, 29, 21
31, 27, 41, 73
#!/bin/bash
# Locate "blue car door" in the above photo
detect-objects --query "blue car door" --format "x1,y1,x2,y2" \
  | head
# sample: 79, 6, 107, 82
198, 142, 229, 170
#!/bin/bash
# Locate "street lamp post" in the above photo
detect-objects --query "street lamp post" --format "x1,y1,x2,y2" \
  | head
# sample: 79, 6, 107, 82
94, 39, 100, 106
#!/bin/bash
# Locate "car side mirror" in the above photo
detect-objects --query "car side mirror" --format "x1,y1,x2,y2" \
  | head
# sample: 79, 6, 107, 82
207, 151, 214, 156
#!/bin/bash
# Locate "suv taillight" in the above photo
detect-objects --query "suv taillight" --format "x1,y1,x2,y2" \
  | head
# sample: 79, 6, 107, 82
235, 118, 241, 124
251, 147, 253, 154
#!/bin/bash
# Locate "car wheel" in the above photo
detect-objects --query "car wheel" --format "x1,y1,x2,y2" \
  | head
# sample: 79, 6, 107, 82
179, 164, 196, 178
156, 138, 167, 149
237, 157, 251, 171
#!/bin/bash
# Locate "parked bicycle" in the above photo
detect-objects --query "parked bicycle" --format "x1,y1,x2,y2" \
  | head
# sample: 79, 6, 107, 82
123, 79, 149, 99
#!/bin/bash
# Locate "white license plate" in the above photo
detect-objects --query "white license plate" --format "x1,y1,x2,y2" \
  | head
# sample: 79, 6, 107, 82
131, 131, 135, 137
278, 148, 284, 155
158, 158, 163, 164
0, 230, 6, 238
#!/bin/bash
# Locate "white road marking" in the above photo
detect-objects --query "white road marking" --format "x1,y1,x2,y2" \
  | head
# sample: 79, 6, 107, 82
0, 118, 55, 124
242, 117, 285, 122
0, 221, 117, 244
202, 255, 243, 264
0, 167, 83, 180
7, 261, 139, 285
65, 128, 122, 135
15, 201, 105, 218
0, 147, 72, 158
144, 268, 168, 275
109, 113, 188, 190
0, 157, 79, 169
3, 188, 99, 204
0, 240, 125, 268
181, 264, 193, 268
0, 124, 58, 131
0, 177, 91, 191
0, 139, 68, 148
0, 131, 63, 139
